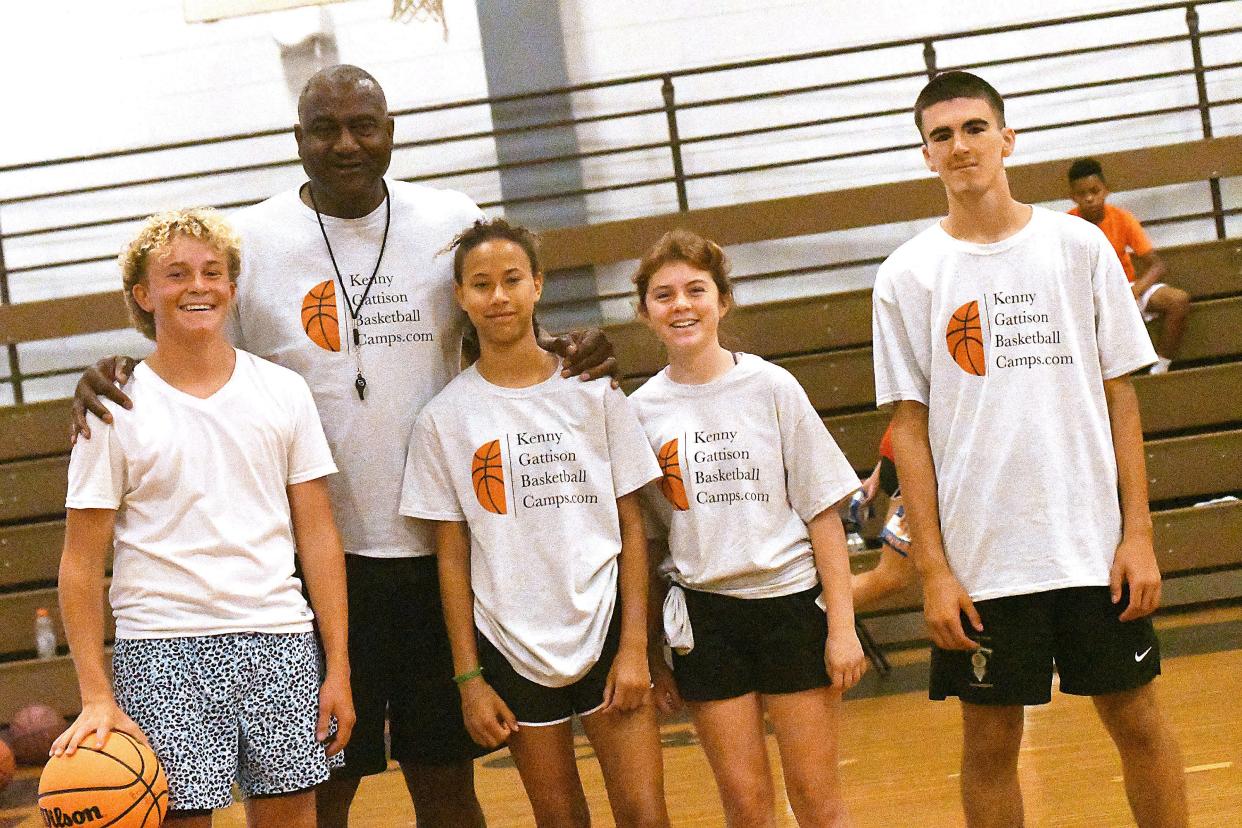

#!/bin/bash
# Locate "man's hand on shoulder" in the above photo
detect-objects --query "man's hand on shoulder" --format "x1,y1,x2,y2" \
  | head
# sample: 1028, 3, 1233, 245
539, 327, 619, 386
71, 356, 138, 442
1111, 534, 1162, 622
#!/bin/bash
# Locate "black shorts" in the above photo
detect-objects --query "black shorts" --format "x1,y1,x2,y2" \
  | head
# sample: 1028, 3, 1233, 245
878, 456, 900, 498
341, 555, 492, 775
672, 586, 830, 702
477, 603, 622, 726
929, 586, 1160, 706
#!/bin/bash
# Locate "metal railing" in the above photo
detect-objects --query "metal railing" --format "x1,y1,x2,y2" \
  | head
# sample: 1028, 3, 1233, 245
2, 0, 1240, 403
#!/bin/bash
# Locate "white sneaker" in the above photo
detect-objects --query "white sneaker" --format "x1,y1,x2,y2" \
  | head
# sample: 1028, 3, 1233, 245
1149, 357, 1172, 375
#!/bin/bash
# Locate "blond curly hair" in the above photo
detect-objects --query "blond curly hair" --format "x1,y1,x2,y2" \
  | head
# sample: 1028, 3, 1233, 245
119, 208, 241, 340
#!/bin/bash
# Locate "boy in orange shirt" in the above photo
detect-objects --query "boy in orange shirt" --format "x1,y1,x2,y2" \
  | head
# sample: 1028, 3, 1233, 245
1068, 157, 1190, 374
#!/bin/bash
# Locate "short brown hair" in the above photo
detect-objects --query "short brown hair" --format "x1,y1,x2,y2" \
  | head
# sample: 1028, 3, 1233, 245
913, 71, 1005, 141
632, 229, 733, 312
119, 208, 241, 341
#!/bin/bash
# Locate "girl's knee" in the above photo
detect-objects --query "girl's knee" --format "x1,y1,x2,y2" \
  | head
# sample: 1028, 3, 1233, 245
718, 773, 776, 825
610, 794, 669, 828
532, 797, 591, 828
786, 780, 848, 827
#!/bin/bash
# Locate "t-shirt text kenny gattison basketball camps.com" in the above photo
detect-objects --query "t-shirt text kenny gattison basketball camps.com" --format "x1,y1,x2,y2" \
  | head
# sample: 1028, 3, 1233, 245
400, 366, 660, 688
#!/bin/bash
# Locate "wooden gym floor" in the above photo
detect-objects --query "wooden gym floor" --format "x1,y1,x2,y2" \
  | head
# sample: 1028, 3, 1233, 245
2, 608, 1239, 827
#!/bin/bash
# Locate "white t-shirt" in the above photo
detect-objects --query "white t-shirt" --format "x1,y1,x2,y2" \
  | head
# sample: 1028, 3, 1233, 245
400, 366, 660, 687
630, 354, 860, 597
228, 179, 482, 559
65, 350, 338, 638
872, 207, 1157, 601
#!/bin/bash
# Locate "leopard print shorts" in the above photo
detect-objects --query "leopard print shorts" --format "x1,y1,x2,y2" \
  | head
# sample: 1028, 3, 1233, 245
113, 632, 339, 811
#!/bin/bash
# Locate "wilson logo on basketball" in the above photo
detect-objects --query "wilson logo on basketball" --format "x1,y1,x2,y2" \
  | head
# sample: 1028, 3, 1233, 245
471, 439, 507, 515
40, 806, 102, 827
946, 300, 986, 376
38, 730, 167, 828
657, 438, 690, 511
301, 279, 341, 352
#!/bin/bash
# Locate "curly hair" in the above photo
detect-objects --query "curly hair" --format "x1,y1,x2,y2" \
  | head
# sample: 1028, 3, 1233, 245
446, 217, 541, 283
443, 217, 543, 363
118, 208, 241, 341
1068, 157, 1105, 184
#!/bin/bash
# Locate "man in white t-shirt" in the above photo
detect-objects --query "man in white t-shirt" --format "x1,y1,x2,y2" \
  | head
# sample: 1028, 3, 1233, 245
872, 71, 1187, 827
72, 66, 615, 828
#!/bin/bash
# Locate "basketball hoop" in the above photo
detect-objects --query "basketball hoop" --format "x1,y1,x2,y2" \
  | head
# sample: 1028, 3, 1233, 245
392, 0, 447, 38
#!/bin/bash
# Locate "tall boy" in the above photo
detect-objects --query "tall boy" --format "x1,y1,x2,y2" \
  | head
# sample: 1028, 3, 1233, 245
872, 72, 1187, 827
1067, 157, 1190, 374
53, 209, 354, 828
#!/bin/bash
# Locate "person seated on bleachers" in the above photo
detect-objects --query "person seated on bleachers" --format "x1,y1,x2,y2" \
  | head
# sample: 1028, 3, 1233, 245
851, 422, 914, 610
1068, 157, 1190, 374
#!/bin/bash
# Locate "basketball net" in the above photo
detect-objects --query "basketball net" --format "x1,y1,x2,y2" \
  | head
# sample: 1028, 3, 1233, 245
391, 0, 447, 38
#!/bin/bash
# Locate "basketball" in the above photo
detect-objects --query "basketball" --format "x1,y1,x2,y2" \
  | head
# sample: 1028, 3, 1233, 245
8, 704, 67, 766
301, 279, 341, 352
0, 738, 15, 793
471, 439, 507, 515
946, 300, 986, 376
657, 439, 689, 511
38, 731, 167, 828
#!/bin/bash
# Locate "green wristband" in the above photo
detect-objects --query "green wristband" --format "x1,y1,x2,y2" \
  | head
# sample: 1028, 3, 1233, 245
453, 665, 484, 685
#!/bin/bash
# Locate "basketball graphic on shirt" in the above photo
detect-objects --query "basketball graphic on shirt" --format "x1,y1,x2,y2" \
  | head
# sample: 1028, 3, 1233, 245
471, 439, 507, 515
657, 438, 689, 511
301, 280, 341, 352
946, 300, 986, 376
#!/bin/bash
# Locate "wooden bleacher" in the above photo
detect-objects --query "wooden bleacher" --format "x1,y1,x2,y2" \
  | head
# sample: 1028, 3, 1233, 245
1, 137, 1239, 723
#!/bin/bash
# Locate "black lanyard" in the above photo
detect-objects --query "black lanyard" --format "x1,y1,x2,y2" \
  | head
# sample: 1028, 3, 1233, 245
309, 180, 392, 399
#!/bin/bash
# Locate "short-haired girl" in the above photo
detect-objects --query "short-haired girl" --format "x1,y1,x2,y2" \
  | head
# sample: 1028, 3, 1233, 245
400, 219, 670, 827
630, 229, 866, 826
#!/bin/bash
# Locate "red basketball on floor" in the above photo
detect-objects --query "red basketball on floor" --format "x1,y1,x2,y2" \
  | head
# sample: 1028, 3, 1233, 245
39, 731, 167, 827
0, 738, 15, 794
8, 704, 67, 766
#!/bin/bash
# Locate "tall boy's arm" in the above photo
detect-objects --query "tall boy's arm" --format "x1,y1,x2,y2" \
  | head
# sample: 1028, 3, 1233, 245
433, 520, 518, 748
1102, 375, 1161, 621
603, 491, 653, 713
890, 400, 982, 650
808, 506, 866, 691
288, 477, 355, 756
53, 508, 149, 754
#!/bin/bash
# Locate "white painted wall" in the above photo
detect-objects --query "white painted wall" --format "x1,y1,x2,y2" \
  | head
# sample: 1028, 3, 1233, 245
2, 0, 1240, 403
557, 0, 1242, 315
0, 0, 495, 402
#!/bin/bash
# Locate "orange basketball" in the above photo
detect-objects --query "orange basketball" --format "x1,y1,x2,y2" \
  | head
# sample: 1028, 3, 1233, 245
657, 439, 689, 511
471, 440, 507, 515
38, 731, 167, 828
946, 300, 986, 376
301, 280, 340, 352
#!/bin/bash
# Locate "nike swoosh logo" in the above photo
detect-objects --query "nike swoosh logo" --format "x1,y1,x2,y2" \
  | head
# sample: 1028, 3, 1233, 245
1135, 647, 1153, 662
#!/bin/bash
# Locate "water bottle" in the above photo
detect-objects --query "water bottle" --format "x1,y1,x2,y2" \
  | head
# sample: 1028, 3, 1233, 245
34, 607, 56, 660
